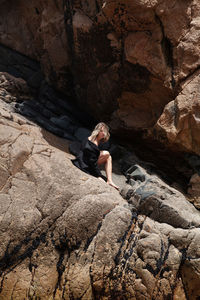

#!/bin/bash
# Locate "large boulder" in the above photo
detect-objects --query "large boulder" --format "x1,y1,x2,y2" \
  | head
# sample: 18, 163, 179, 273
0, 100, 200, 299
154, 70, 200, 155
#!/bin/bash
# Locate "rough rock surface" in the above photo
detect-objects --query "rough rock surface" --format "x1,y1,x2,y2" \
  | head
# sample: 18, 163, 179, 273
154, 69, 200, 155
0, 93, 200, 299
0, 2, 200, 298
63, 0, 200, 145
0, 0, 71, 92
0, 1, 200, 156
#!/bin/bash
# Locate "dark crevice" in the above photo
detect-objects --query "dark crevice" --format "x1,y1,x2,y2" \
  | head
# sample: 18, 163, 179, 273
35, 7, 40, 15
51, 231, 82, 298
102, 212, 140, 299
150, 239, 171, 299
95, 0, 100, 14
155, 14, 175, 88
61, 278, 67, 299
53, 0, 59, 9
87, 209, 123, 299
177, 246, 190, 300
114, 211, 138, 266
53, 252, 65, 298
84, 208, 115, 252
0, 232, 45, 273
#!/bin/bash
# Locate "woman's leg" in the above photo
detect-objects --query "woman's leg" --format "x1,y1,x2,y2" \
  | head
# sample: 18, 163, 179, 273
97, 150, 110, 165
98, 151, 119, 190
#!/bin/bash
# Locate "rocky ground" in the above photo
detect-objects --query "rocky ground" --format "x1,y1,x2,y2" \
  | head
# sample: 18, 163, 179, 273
0, 1, 200, 298
0, 71, 200, 299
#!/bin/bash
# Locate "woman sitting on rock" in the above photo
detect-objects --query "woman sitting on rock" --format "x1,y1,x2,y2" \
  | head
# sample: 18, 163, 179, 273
72, 122, 119, 190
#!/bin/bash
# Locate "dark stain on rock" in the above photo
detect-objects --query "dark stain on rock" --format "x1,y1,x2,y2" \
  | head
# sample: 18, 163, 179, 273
146, 239, 170, 277
53, 252, 65, 297
114, 211, 138, 266
51, 232, 82, 296
0, 232, 47, 293
74, 24, 115, 79
0, 233, 46, 273
121, 62, 151, 93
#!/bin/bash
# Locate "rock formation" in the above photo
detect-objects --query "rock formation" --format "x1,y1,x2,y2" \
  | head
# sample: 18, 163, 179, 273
155, 69, 200, 155
63, 0, 200, 154
0, 79, 200, 299
0, 0, 200, 155
0, 1, 200, 299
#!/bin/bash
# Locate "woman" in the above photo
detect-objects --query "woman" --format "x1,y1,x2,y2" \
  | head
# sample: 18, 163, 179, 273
72, 122, 119, 190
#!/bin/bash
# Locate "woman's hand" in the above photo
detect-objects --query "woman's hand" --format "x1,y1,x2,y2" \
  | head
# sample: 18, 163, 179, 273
98, 177, 104, 182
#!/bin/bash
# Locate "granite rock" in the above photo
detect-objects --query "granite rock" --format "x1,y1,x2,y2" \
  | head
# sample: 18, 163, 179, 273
0, 101, 200, 299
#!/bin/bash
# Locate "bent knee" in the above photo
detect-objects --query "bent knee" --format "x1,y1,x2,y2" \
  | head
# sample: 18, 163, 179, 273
101, 150, 110, 159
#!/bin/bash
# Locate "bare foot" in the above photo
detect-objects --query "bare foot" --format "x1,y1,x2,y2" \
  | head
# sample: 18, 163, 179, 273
107, 181, 119, 191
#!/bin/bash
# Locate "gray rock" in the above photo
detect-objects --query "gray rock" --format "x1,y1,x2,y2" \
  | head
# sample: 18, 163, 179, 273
50, 115, 77, 134
74, 127, 91, 141
126, 164, 146, 182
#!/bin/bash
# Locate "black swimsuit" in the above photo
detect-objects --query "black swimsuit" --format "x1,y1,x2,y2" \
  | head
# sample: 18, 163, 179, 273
72, 139, 104, 178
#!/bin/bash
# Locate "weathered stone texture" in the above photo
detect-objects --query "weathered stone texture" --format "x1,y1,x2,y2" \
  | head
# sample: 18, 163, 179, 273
0, 0, 70, 91
0, 1, 200, 298
0, 100, 200, 299
63, 0, 200, 155
0, 0, 200, 155
155, 70, 200, 154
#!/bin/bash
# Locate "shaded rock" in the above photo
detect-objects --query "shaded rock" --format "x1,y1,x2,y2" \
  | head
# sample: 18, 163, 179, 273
0, 72, 33, 106
121, 163, 200, 229
50, 115, 78, 135
63, 0, 199, 137
0, 45, 44, 90
0, 72, 32, 102
74, 127, 91, 142
126, 164, 146, 183
0, 1, 71, 93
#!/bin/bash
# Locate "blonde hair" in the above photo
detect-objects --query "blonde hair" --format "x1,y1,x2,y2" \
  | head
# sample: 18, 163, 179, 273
90, 122, 110, 143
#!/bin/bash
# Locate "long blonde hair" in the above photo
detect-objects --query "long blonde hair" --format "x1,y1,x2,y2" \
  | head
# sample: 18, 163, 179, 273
89, 122, 110, 143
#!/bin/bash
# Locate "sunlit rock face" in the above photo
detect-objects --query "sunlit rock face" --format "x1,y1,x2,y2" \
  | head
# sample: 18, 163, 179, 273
0, 106, 200, 299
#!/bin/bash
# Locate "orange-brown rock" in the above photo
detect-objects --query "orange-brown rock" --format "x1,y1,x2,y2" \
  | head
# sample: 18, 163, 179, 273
0, 0, 200, 155
0, 2, 200, 299
64, 0, 200, 147
155, 70, 200, 155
